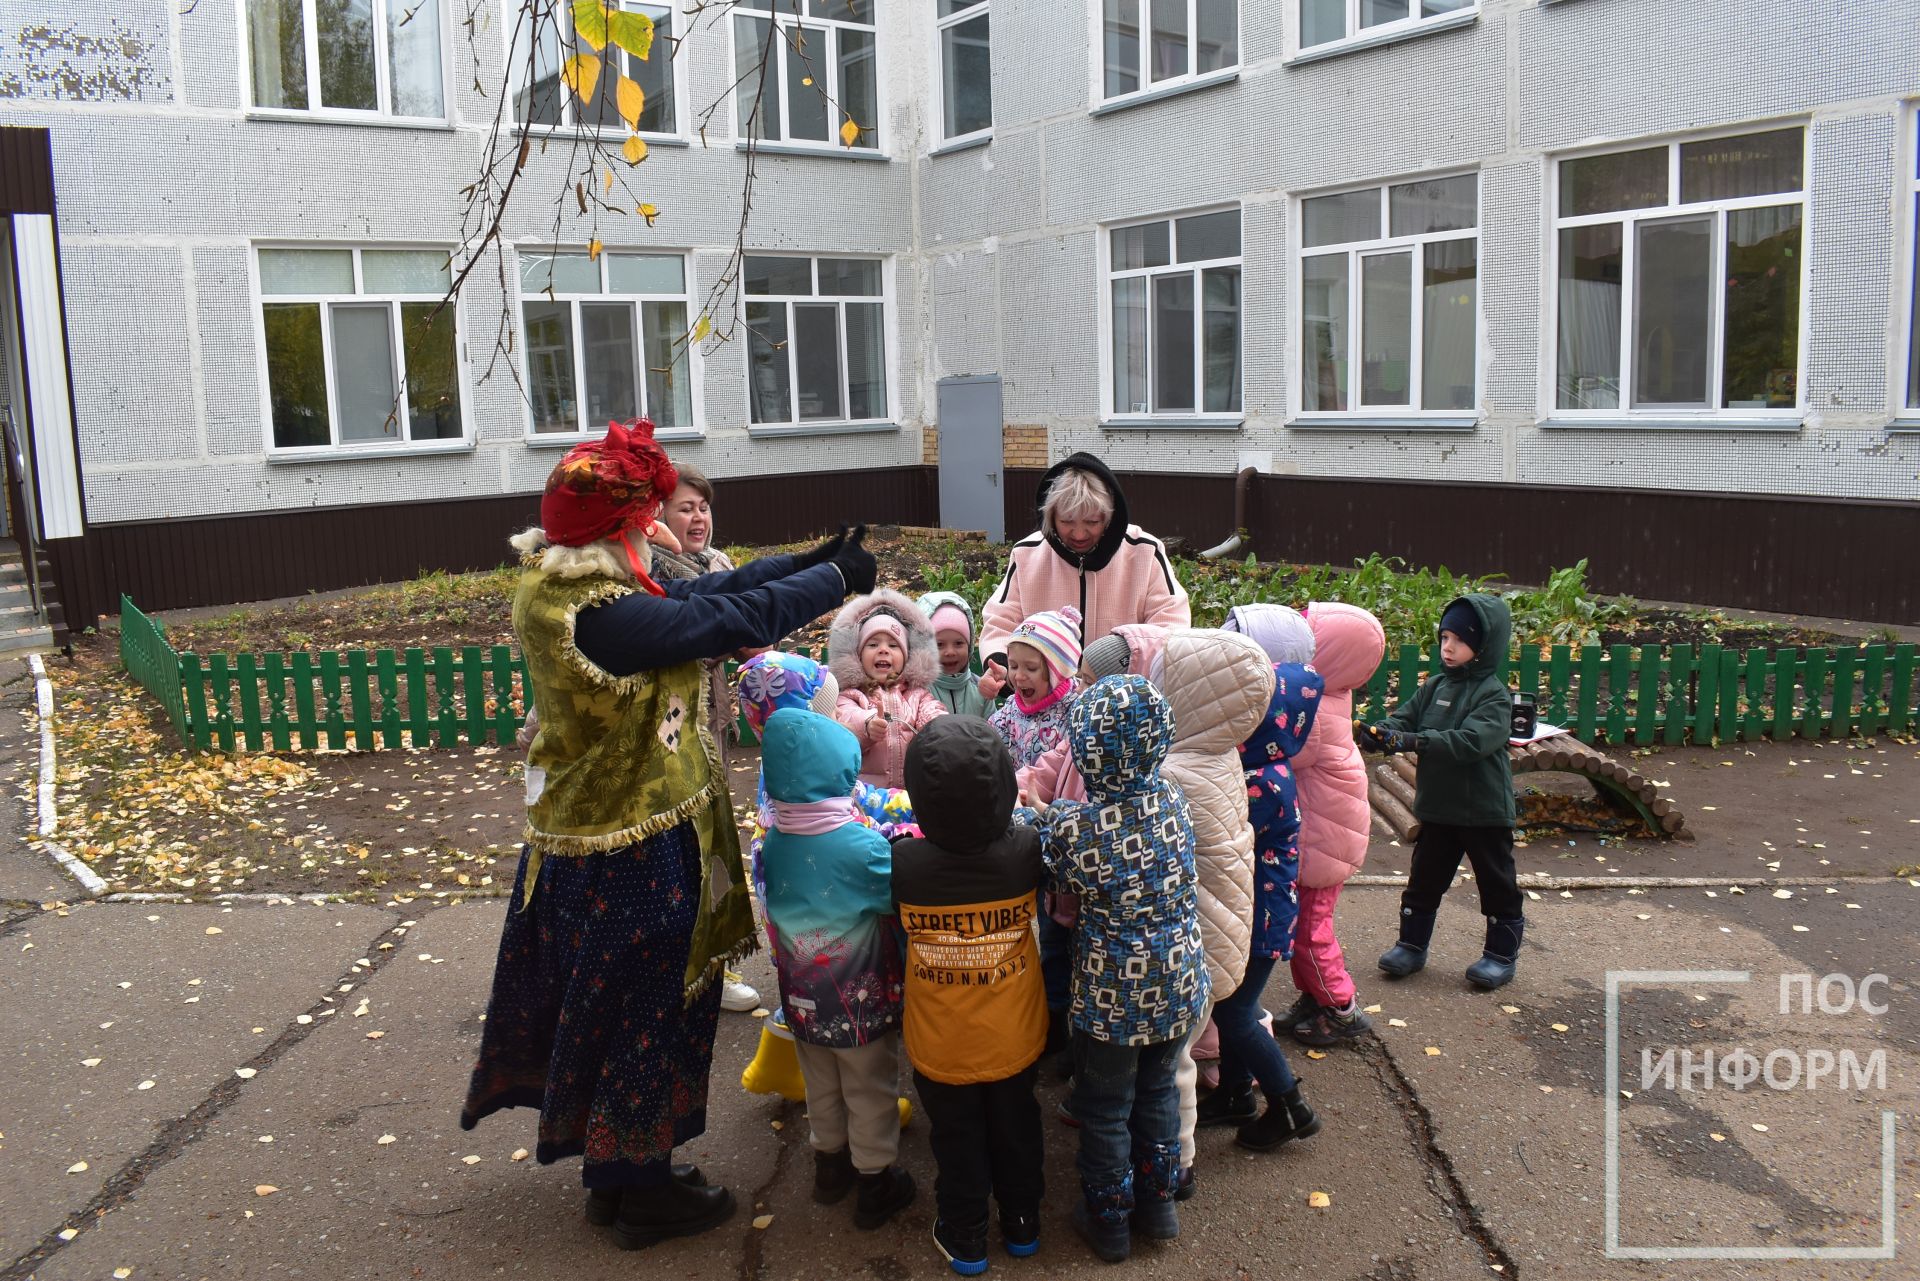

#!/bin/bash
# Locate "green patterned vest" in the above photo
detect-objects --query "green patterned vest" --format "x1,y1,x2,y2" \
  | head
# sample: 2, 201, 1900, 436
514, 565, 755, 1000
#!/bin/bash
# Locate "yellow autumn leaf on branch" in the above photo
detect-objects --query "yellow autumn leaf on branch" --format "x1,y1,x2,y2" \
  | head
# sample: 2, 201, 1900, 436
692, 314, 712, 342
623, 135, 648, 165
588, 238, 603, 261
602, 168, 614, 195
570, 0, 609, 51
615, 76, 646, 130
560, 52, 601, 106
606, 8, 655, 60
839, 117, 861, 148
637, 203, 659, 227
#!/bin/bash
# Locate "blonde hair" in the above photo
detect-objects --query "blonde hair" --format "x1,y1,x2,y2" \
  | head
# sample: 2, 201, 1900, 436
510, 526, 648, 581
1042, 467, 1114, 534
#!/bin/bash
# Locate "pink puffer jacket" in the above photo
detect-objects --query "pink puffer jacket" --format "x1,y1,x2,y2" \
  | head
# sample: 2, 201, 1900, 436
1292, 603, 1386, 890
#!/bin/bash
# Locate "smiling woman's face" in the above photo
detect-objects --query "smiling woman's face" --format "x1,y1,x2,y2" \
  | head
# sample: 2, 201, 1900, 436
662, 483, 712, 553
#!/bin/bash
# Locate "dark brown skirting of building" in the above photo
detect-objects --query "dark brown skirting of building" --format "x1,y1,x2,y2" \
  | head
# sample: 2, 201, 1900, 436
48, 464, 937, 633
1005, 469, 1920, 626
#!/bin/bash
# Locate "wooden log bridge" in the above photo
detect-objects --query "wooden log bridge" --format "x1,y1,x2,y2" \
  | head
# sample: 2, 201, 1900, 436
1366, 735, 1689, 843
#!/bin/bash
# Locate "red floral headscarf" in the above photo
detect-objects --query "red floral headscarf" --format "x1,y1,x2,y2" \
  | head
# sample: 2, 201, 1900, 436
539, 418, 678, 592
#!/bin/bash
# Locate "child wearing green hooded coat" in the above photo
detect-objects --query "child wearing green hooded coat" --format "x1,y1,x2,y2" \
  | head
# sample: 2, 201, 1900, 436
1360, 593, 1524, 991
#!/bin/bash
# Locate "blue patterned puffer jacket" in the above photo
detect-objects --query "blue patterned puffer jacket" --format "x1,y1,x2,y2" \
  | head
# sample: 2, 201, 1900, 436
1029, 675, 1209, 1046
1238, 662, 1325, 959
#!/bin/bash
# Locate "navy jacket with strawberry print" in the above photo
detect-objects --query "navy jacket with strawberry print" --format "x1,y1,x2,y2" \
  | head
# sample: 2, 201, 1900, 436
1238, 662, 1324, 960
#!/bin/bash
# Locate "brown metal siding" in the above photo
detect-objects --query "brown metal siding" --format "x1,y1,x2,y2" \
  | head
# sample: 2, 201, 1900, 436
49, 464, 941, 631
0, 128, 56, 216
1006, 468, 1920, 625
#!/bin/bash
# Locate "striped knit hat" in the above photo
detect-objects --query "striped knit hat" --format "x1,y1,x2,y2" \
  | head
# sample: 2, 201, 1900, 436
1007, 606, 1083, 687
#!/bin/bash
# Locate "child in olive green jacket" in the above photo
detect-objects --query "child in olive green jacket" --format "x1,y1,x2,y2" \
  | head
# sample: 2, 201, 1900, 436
1361, 593, 1522, 991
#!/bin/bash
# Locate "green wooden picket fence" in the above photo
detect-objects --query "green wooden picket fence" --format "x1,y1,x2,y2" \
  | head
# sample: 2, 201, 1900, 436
120, 596, 529, 753
119, 596, 1918, 754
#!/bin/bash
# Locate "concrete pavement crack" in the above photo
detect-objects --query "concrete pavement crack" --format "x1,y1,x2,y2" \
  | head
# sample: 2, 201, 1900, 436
1361, 1037, 1522, 1279
2, 906, 407, 1281
737, 1097, 803, 1281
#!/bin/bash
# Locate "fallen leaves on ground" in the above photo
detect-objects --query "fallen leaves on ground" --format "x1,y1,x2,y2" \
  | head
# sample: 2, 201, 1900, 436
1307, 1191, 1331, 1208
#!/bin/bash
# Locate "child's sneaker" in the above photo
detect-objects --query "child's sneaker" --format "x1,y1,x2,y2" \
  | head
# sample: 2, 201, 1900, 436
1276, 990, 1320, 1037
1001, 1210, 1040, 1257
933, 1219, 990, 1275
1294, 1001, 1372, 1046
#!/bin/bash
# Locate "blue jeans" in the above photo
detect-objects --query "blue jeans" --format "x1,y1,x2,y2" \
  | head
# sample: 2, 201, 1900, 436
1214, 954, 1298, 1100
1069, 1032, 1183, 1188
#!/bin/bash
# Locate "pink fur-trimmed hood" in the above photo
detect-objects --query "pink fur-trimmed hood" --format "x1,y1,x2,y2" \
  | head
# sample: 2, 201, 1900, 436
827, 588, 940, 692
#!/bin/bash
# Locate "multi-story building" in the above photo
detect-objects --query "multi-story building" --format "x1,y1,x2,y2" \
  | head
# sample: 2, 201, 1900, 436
2, 0, 1916, 638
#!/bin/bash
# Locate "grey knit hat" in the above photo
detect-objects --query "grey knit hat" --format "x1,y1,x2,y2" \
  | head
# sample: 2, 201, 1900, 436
1080, 634, 1133, 682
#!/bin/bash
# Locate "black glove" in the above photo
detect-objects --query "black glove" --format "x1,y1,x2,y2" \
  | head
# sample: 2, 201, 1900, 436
830, 524, 876, 596
1358, 722, 1415, 755
798, 525, 848, 569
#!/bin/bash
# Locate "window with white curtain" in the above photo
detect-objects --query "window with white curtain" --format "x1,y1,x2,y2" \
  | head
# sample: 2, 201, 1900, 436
245, 0, 446, 119
1106, 208, 1242, 418
937, 1, 991, 143
1296, 0, 1474, 53
1906, 108, 1920, 413
510, 1, 680, 135
1101, 0, 1238, 103
519, 250, 696, 437
733, 2, 881, 150
1553, 126, 1805, 416
256, 246, 464, 451
744, 256, 891, 426
1297, 174, 1478, 416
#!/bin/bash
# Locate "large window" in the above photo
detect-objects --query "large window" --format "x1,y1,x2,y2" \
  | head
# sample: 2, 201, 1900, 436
511, 1, 678, 135
519, 250, 695, 436
1907, 109, 1920, 413
257, 247, 463, 452
744, 256, 890, 426
1102, 0, 1238, 103
1106, 209, 1242, 418
1296, 0, 1474, 53
245, 0, 446, 119
733, 2, 879, 151
1298, 174, 1478, 416
938, 1, 991, 143
1553, 127, 1805, 416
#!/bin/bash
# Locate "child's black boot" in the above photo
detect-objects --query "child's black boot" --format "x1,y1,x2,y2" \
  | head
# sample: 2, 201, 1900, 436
1465, 916, 1524, 990
1378, 907, 1437, 977
814, 1147, 856, 1204
1072, 1176, 1133, 1263
1129, 1141, 1180, 1241
1194, 1084, 1257, 1127
1235, 1085, 1322, 1152
853, 1165, 917, 1229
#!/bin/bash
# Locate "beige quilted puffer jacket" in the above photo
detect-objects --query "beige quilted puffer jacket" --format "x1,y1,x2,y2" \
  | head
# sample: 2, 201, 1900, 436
1158, 629, 1276, 1003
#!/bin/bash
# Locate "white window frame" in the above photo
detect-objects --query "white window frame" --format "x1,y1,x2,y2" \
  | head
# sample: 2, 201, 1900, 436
1289, 0, 1478, 61
1901, 104, 1920, 422
1097, 204, 1245, 427
740, 254, 897, 436
729, 2, 885, 156
238, 0, 454, 126
515, 247, 704, 444
1546, 123, 1811, 426
1095, 0, 1241, 110
1291, 171, 1481, 425
251, 243, 473, 460
934, 0, 992, 149
503, 0, 688, 141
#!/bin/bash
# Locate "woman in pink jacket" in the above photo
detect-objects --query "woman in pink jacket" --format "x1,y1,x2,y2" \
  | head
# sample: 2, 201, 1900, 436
1278, 602, 1386, 1046
978, 454, 1190, 682
827, 589, 947, 789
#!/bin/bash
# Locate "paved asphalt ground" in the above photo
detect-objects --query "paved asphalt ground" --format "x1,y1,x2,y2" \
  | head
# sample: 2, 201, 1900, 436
4, 660, 1917, 1279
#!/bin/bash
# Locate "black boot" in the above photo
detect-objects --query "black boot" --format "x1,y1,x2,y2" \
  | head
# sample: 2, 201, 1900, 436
1073, 1176, 1132, 1264
1465, 917, 1524, 990
1194, 1084, 1258, 1128
813, 1147, 856, 1205
585, 1166, 705, 1225
611, 1180, 736, 1250
1235, 1085, 1322, 1153
1378, 907, 1437, 977
853, 1165, 917, 1229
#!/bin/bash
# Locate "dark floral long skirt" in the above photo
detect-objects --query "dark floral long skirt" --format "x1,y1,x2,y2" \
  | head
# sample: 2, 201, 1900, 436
460, 821, 722, 1189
